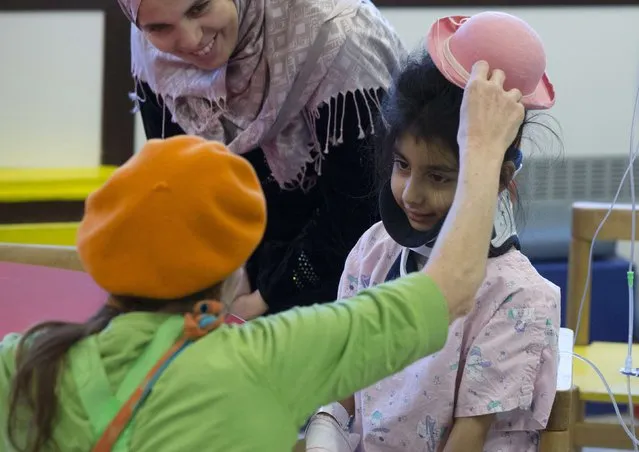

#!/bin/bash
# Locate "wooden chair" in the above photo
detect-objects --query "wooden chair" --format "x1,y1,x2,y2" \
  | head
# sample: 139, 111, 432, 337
567, 201, 639, 449
540, 388, 576, 452
539, 327, 575, 451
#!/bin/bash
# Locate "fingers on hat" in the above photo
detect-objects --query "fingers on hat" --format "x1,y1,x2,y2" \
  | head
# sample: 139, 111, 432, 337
489, 69, 506, 87
470, 60, 490, 79
507, 88, 524, 102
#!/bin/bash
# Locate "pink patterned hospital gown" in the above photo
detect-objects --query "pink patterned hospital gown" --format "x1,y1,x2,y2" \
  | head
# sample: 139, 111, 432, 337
338, 222, 561, 452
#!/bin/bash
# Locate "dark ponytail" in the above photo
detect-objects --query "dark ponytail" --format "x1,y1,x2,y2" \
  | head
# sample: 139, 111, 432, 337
7, 283, 223, 452
7, 305, 120, 452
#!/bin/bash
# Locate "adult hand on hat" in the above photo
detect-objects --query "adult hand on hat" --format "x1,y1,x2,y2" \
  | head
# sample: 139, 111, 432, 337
457, 60, 525, 169
231, 290, 268, 320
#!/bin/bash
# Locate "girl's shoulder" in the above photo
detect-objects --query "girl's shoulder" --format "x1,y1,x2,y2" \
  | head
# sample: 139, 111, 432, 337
476, 249, 560, 313
342, 221, 402, 285
349, 221, 401, 263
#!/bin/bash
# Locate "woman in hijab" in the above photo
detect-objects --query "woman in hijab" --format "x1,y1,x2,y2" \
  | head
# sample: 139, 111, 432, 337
118, 0, 406, 318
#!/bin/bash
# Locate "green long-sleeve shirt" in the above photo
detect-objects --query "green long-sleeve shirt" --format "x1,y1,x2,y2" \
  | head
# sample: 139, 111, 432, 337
0, 272, 449, 451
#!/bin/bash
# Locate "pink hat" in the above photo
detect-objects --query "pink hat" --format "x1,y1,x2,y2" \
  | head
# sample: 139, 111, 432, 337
427, 12, 555, 110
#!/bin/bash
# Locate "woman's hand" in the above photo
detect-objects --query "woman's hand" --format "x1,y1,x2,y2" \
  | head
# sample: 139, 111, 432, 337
457, 60, 525, 169
231, 290, 268, 320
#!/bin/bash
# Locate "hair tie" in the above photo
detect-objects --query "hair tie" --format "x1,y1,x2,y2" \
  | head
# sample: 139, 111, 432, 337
183, 301, 225, 339
106, 297, 127, 312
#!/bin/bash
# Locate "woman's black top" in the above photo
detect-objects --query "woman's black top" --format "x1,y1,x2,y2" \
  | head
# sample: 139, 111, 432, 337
136, 82, 380, 314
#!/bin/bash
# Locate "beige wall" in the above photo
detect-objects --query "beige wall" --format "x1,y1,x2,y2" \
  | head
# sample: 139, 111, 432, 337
1, 6, 638, 168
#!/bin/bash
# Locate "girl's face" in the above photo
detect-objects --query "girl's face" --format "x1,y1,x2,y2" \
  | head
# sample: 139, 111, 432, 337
137, 0, 238, 70
390, 133, 458, 232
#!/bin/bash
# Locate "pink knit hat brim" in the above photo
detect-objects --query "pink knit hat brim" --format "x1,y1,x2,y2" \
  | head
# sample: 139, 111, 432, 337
427, 14, 555, 110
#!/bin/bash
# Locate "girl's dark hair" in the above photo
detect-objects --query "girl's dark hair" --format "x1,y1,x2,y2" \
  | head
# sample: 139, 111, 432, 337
7, 285, 221, 452
374, 48, 558, 196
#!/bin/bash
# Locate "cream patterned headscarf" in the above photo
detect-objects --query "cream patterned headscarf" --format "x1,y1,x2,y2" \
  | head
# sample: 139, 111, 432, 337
118, 0, 406, 188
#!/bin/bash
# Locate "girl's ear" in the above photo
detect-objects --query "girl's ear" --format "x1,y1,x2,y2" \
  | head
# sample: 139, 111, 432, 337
499, 161, 516, 193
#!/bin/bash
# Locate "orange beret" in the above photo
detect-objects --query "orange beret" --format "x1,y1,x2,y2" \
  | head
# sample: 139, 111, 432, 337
77, 136, 266, 300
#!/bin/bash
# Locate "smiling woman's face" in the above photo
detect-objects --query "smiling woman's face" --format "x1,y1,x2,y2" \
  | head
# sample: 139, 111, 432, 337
137, 0, 239, 70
